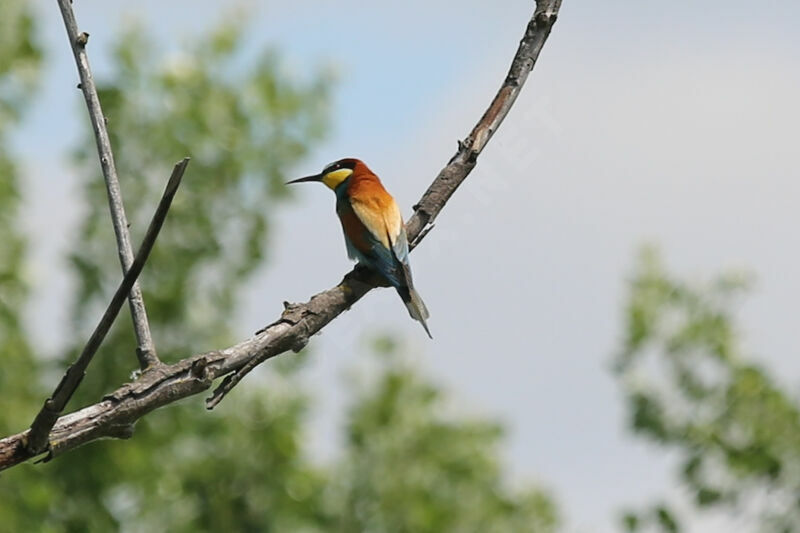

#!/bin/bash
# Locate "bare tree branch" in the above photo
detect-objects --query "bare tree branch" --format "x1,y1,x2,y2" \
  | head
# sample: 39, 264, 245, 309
205, 0, 563, 408
406, 0, 562, 240
24, 159, 190, 456
0, 0, 561, 472
57, 0, 159, 370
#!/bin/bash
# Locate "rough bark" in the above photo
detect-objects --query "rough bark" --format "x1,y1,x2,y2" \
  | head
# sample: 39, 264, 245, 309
0, 0, 562, 472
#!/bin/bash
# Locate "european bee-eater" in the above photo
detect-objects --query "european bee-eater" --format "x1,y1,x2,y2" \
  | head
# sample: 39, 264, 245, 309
288, 158, 432, 338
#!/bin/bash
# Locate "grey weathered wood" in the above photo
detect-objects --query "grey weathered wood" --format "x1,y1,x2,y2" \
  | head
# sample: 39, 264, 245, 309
0, 0, 561, 471
57, 0, 159, 370
24, 159, 189, 455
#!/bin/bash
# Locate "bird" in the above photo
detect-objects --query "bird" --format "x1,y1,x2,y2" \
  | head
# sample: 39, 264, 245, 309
287, 158, 432, 338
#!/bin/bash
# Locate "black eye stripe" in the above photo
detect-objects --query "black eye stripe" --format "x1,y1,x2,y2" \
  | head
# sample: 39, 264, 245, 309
323, 159, 356, 174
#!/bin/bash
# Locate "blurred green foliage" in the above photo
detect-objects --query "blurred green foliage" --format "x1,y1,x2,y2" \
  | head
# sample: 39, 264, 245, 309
0, 5, 557, 532
615, 248, 800, 533
69, 15, 332, 376
4, 3, 799, 530
0, 0, 43, 434
331, 337, 558, 533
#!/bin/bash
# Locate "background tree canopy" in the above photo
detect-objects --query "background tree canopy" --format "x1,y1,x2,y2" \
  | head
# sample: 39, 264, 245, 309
2, 1, 799, 532
614, 250, 800, 533
0, 3, 557, 532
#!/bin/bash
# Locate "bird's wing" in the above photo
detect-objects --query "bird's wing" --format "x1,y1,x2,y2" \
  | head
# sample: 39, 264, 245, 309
337, 205, 372, 261
349, 195, 407, 287
349, 196, 394, 246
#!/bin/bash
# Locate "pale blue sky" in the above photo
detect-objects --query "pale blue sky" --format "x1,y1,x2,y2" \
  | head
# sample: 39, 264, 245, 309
18, 1, 800, 532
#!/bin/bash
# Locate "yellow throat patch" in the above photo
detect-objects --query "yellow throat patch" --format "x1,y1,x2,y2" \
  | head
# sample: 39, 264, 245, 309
322, 168, 353, 190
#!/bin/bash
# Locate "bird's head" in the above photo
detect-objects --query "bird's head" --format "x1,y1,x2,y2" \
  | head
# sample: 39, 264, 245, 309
287, 158, 361, 191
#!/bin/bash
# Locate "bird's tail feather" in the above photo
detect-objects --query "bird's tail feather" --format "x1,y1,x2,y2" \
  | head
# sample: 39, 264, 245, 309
398, 286, 432, 339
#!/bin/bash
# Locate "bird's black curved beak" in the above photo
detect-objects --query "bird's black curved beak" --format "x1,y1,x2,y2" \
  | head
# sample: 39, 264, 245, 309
286, 173, 323, 185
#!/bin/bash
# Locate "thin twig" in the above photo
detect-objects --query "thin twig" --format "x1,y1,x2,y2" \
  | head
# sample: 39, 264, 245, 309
0, 0, 561, 471
205, 0, 562, 408
406, 0, 562, 240
25, 159, 190, 456
57, 0, 159, 370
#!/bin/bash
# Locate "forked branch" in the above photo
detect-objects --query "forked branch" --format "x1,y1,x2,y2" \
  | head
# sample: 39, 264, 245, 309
0, 0, 561, 472
25, 159, 189, 455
